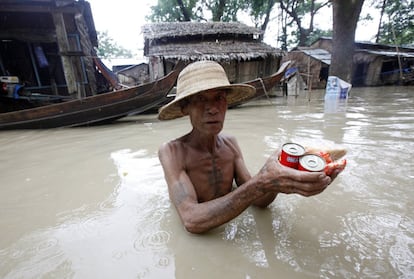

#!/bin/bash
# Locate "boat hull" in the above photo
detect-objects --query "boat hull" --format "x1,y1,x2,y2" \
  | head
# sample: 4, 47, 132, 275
229, 61, 291, 108
0, 70, 179, 129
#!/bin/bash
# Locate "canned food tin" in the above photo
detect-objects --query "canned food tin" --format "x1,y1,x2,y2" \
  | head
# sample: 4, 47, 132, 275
298, 154, 326, 172
280, 143, 305, 169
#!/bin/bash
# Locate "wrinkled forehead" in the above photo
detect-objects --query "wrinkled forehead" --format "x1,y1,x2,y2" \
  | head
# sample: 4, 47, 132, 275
188, 88, 229, 99
179, 88, 229, 109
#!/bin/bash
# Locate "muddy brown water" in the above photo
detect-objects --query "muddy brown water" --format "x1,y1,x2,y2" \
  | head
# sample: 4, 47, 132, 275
0, 86, 413, 278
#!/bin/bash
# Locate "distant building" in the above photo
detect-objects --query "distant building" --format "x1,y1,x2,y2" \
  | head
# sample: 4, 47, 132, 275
282, 48, 331, 89
141, 22, 283, 85
283, 37, 414, 88
115, 63, 149, 87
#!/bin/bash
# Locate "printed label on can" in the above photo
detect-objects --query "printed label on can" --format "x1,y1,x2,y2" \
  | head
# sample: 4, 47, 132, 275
298, 154, 326, 172
280, 143, 305, 169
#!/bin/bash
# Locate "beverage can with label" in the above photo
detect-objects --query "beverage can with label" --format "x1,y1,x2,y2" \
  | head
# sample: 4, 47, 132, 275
280, 143, 305, 169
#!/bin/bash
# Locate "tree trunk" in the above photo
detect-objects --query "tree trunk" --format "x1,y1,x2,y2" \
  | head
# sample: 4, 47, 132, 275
330, 0, 364, 83
212, 0, 226, 21
259, 0, 276, 41
176, 0, 191, 21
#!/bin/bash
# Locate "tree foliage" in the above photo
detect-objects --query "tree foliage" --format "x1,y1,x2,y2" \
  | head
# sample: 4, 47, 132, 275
146, 0, 332, 49
95, 31, 133, 59
245, 0, 276, 36
278, 0, 331, 47
146, 0, 246, 22
245, 0, 332, 49
147, 0, 199, 22
146, 0, 409, 51
375, 0, 414, 45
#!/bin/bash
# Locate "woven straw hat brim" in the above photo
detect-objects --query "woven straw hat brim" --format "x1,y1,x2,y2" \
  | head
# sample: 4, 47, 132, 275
158, 84, 255, 120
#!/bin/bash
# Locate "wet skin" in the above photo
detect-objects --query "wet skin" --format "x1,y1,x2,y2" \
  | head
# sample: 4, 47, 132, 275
159, 90, 336, 234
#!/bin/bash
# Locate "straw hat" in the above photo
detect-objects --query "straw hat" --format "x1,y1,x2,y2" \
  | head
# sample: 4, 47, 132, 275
158, 60, 256, 120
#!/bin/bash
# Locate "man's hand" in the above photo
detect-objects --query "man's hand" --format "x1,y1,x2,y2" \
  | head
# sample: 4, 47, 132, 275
256, 149, 332, 197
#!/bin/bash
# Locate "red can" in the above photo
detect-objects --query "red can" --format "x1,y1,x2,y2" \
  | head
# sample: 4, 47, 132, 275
298, 154, 326, 172
280, 143, 305, 169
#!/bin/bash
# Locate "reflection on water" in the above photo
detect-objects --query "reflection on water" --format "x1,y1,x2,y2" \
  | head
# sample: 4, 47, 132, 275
0, 86, 413, 278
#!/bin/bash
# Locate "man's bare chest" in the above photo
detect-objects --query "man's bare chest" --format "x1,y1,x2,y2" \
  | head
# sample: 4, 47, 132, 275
185, 151, 235, 202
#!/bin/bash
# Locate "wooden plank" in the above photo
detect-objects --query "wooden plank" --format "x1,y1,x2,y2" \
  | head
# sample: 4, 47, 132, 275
75, 12, 97, 95
0, 30, 56, 43
52, 11, 77, 95
0, 3, 78, 14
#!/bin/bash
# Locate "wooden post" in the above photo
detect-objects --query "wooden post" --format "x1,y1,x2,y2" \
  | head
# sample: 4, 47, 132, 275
149, 56, 164, 81
75, 12, 97, 95
391, 24, 403, 83
52, 11, 78, 96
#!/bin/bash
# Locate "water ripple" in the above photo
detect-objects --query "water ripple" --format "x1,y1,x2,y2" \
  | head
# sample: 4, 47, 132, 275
336, 211, 414, 277
134, 230, 171, 251
36, 237, 59, 253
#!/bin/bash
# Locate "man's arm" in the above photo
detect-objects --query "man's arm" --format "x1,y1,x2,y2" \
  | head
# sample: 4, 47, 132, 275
230, 136, 277, 208
231, 137, 338, 206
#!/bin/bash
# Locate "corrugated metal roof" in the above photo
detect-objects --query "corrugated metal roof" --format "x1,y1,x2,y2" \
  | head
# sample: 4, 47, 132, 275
301, 48, 331, 65
357, 49, 414, 58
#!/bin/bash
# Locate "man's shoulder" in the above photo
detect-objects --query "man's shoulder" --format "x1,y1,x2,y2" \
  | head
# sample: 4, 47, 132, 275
218, 134, 242, 154
219, 133, 238, 144
158, 138, 186, 165
160, 138, 183, 151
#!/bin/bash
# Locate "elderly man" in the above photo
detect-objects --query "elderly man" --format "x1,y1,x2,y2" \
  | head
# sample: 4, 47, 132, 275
158, 61, 339, 234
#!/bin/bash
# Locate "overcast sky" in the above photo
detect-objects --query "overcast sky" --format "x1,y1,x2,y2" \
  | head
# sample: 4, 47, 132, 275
87, 0, 379, 57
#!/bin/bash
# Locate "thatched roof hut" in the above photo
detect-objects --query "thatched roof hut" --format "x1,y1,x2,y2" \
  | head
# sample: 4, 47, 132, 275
142, 21, 261, 41
141, 22, 283, 83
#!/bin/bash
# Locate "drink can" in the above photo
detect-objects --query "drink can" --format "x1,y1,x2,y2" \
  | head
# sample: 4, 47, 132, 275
298, 154, 326, 172
280, 143, 305, 169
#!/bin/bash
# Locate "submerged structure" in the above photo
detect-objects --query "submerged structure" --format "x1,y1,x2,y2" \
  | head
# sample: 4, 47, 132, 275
283, 37, 414, 88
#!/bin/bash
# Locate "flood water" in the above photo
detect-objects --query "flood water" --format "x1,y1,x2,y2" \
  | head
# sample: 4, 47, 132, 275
0, 86, 413, 279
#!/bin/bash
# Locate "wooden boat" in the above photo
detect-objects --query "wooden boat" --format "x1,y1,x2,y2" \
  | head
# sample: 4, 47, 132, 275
0, 94, 72, 113
229, 60, 291, 108
0, 70, 179, 130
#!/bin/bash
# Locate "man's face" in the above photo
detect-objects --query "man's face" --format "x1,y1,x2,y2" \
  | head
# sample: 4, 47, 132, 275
184, 90, 228, 135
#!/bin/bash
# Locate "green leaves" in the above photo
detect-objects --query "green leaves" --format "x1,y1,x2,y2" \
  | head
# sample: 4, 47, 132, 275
95, 31, 133, 59
376, 0, 414, 45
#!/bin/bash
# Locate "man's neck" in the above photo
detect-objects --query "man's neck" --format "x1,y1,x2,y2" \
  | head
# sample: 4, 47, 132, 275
187, 129, 220, 154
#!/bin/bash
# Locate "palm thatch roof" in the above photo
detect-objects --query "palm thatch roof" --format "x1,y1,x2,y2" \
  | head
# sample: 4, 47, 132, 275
141, 22, 282, 61
142, 22, 262, 40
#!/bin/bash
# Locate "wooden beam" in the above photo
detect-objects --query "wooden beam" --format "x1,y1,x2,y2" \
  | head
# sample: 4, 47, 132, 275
59, 51, 85, 56
0, 30, 56, 43
0, 3, 79, 14
52, 11, 77, 95
75, 12, 97, 95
